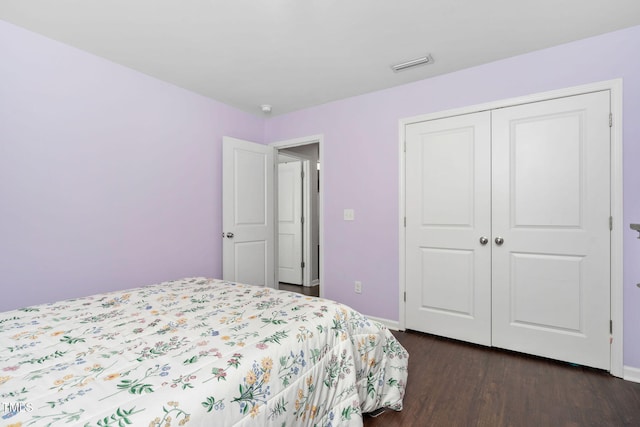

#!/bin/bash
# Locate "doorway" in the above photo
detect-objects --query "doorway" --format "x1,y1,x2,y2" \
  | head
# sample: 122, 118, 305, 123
272, 137, 322, 297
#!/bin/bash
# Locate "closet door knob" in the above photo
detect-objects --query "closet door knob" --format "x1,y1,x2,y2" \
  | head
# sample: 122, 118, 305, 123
479, 237, 489, 245
495, 237, 504, 246
226, 232, 234, 239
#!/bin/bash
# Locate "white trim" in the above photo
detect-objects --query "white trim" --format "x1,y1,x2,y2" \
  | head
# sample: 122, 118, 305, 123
624, 366, 640, 383
398, 122, 407, 332
302, 160, 312, 286
399, 79, 623, 377
609, 79, 624, 378
400, 79, 623, 126
365, 315, 401, 331
270, 135, 324, 298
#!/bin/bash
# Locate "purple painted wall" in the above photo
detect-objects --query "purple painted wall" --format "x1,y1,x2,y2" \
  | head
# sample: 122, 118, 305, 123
265, 26, 640, 368
0, 21, 264, 311
2, 18, 639, 369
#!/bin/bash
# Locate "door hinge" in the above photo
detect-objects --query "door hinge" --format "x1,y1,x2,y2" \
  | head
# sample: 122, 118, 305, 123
404, 217, 406, 227
609, 113, 613, 128
301, 170, 305, 179
403, 291, 406, 302
301, 261, 305, 268
610, 320, 613, 334
404, 140, 406, 153
609, 216, 613, 231
301, 216, 304, 224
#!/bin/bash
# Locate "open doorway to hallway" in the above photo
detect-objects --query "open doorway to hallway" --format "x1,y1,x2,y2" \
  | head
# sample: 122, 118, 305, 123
276, 141, 320, 297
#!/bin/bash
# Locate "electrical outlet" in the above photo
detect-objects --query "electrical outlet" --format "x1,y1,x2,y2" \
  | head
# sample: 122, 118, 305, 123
344, 209, 355, 221
354, 281, 362, 294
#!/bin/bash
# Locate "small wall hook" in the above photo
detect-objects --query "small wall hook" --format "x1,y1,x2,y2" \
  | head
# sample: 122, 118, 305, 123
631, 223, 640, 239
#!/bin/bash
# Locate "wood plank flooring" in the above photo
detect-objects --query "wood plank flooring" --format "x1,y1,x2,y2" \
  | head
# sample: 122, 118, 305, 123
365, 330, 640, 427
278, 282, 319, 297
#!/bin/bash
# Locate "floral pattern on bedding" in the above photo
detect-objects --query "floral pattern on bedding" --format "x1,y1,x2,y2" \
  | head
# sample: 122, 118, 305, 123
0, 278, 408, 426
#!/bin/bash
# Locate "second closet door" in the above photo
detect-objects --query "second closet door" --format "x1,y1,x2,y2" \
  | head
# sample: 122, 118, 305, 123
491, 91, 611, 369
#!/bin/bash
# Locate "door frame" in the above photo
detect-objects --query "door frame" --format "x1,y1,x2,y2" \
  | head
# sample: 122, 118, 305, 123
398, 79, 623, 377
271, 134, 324, 297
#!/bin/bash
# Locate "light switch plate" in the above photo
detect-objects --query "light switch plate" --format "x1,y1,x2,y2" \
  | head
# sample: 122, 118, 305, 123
344, 209, 355, 221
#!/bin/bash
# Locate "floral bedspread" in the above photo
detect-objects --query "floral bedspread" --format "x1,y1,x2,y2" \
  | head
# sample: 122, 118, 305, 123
0, 278, 408, 426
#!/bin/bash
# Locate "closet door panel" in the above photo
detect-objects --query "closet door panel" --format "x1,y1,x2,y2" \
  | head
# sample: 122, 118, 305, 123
405, 112, 492, 346
491, 91, 611, 369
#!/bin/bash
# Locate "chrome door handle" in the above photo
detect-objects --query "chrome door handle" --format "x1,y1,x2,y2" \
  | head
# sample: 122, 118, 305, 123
495, 237, 504, 246
479, 237, 489, 245
226, 232, 234, 239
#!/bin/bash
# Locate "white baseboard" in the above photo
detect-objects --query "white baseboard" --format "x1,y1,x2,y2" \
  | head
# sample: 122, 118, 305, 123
302, 279, 320, 287
623, 366, 640, 383
365, 315, 401, 331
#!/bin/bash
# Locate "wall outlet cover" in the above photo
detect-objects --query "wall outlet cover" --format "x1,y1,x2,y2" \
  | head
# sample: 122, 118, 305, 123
344, 209, 355, 221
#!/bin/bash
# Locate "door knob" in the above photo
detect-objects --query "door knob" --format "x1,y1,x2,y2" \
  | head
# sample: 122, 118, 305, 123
226, 232, 234, 239
495, 237, 504, 246
479, 237, 489, 245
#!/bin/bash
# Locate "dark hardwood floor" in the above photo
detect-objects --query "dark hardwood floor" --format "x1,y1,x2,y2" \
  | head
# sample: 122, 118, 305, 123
365, 330, 640, 427
278, 282, 320, 297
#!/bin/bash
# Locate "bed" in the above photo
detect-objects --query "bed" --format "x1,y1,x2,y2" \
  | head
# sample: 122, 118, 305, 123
0, 277, 408, 426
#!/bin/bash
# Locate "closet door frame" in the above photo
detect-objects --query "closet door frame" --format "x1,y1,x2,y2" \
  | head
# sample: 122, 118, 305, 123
398, 79, 623, 377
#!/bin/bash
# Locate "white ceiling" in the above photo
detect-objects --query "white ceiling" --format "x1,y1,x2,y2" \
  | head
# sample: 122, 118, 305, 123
2, 1, 640, 116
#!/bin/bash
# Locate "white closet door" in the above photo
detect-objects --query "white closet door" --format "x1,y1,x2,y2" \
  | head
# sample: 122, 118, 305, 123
405, 111, 492, 346
491, 91, 611, 369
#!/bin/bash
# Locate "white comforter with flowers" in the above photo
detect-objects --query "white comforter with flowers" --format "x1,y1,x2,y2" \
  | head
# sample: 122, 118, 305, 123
0, 278, 408, 426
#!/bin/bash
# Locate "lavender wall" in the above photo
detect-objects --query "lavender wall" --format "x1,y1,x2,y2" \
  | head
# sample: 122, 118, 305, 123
0, 21, 264, 311
265, 25, 640, 368
2, 18, 639, 369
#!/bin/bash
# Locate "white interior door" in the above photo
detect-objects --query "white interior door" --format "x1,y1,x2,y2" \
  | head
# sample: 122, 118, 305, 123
222, 137, 275, 287
278, 159, 303, 284
405, 111, 492, 346
491, 91, 611, 369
